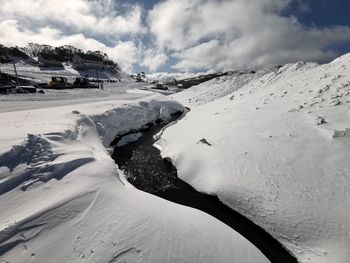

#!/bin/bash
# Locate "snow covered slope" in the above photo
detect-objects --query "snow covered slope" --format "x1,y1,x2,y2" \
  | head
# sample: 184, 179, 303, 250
0, 62, 130, 83
174, 67, 280, 106
159, 54, 350, 263
0, 92, 269, 262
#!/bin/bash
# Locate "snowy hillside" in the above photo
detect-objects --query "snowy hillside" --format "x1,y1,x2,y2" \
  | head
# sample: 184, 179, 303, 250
0, 43, 128, 83
20, 43, 82, 58
158, 53, 350, 263
174, 67, 280, 106
0, 62, 130, 84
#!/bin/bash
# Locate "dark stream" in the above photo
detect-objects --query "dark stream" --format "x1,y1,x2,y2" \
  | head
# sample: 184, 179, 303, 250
111, 111, 297, 263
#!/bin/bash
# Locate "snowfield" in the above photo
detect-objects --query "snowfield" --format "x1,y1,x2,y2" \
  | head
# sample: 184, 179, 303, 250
158, 54, 350, 263
1, 53, 350, 263
0, 83, 269, 262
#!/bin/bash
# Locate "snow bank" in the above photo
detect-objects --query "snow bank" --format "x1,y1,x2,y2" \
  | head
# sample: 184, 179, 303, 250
160, 54, 350, 263
0, 94, 184, 195
0, 93, 269, 262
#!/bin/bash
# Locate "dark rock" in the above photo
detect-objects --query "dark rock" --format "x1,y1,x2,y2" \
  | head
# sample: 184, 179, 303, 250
198, 138, 212, 146
316, 117, 327, 125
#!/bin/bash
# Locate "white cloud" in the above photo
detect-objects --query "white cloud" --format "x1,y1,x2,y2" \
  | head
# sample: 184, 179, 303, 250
1, 0, 350, 73
108, 41, 139, 73
148, 0, 350, 71
0, 0, 145, 37
141, 49, 168, 72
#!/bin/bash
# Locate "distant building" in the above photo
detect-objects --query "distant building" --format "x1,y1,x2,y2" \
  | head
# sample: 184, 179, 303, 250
38, 53, 63, 68
72, 53, 104, 70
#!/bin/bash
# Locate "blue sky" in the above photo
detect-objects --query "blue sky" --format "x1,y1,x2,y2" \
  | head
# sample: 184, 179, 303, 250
119, 0, 159, 10
286, 0, 350, 27
284, 0, 350, 54
0, 0, 349, 73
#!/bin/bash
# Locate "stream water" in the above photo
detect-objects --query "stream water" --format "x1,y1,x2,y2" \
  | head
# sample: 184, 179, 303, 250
111, 111, 297, 263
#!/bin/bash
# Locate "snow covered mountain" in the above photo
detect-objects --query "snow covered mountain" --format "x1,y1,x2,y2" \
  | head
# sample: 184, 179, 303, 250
19, 43, 118, 67
20, 43, 81, 59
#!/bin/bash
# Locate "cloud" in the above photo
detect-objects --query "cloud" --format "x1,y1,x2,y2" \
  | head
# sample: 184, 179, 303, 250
0, 0, 145, 37
0, 0, 144, 73
108, 41, 139, 73
1, 0, 350, 73
141, 49, 168, 72
0, 19, 139, 73
148, 0, 350, 71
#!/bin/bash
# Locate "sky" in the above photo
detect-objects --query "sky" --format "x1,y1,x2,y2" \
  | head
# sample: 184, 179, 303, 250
0, 0, 349, 74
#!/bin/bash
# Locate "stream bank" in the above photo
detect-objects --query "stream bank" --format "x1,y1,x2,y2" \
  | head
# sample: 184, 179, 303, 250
111, 112, 297, 263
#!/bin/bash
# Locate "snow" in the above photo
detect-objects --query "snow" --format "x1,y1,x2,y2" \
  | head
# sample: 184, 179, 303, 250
0, 62, 130, 83
172, 68, 279, 106
4, 51, 349, 263
0, 75, 269, 262
159, 53, 350, 263
145, 71, 207, 84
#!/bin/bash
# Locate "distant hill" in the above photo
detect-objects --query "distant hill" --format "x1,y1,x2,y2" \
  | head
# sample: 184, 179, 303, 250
167, 70, 256, 89
0, 43, 119, 70
0, 44, 37, 64
0, 43, 131, 83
